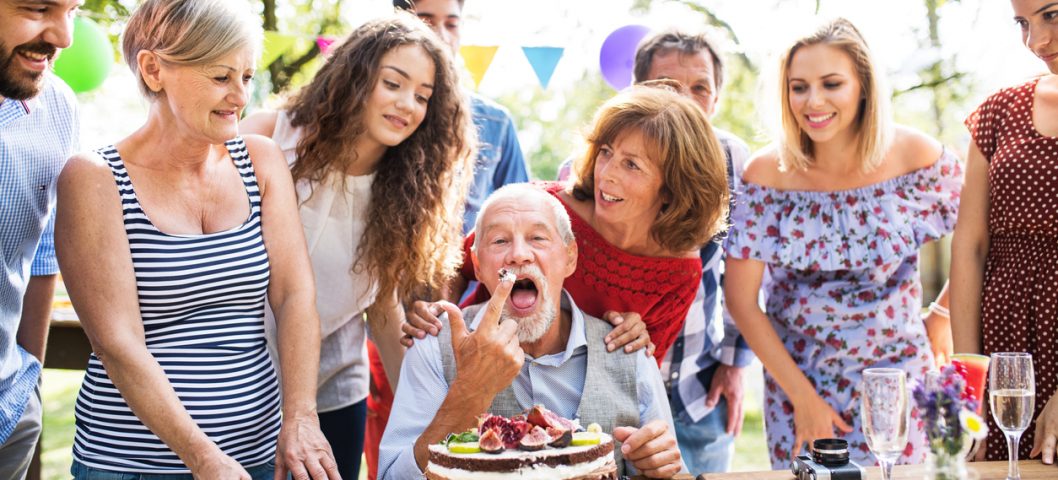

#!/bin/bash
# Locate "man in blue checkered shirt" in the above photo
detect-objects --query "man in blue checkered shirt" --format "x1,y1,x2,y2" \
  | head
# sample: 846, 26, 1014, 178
0, 2, 80, 477
633, 30, 756, 474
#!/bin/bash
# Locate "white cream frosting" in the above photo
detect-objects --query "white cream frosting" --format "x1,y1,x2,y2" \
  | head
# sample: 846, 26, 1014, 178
426, 433, 614, 479
426, 455, 614, 480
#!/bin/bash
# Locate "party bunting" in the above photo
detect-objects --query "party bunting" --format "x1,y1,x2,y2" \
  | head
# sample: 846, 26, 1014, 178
521, 47, 564, 90
459, 45, 499, 89
316, 36, 338, 57
261, 31, 298, 67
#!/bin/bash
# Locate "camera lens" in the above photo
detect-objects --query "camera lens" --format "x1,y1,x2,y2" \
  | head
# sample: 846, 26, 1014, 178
811, 438, 849, 466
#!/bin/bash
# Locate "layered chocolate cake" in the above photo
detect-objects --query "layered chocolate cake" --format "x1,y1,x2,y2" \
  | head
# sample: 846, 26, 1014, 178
425, 433, 616, 479
425, 405, 617, 479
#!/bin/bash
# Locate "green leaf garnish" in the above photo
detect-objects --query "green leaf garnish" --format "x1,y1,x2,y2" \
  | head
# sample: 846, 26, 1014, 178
442, 429, 480, 446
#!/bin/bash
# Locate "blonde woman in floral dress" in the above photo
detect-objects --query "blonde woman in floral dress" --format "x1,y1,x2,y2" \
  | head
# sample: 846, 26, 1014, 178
724, 18, 961, 469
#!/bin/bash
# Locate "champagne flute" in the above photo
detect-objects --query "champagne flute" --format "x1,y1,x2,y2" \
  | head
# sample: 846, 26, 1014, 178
989, 352, 1035, 480
861, 368, 909, 480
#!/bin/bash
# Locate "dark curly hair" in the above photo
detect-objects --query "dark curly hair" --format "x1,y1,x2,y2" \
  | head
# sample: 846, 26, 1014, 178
285, 12, 475, 302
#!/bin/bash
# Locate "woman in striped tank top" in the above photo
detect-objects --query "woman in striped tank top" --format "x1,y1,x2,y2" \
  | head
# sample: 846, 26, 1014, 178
55, 1, 337, 479
240, 13, 475, 479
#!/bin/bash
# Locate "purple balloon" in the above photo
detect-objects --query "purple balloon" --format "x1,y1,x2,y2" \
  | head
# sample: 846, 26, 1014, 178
599, 24, 650, 91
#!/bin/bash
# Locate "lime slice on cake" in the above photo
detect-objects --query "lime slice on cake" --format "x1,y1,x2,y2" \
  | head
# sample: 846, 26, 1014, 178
448, 442, 481, 454
571, 432, 601, 446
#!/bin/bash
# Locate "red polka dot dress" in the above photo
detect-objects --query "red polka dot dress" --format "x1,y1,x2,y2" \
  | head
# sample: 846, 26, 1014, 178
965, 77, 1058, 461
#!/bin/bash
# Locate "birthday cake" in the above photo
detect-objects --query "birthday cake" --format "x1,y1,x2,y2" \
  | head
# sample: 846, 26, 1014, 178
425, 405, 617, 480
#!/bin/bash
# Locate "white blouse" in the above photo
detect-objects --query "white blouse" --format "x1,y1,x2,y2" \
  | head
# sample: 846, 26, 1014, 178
265, 110, 378, 411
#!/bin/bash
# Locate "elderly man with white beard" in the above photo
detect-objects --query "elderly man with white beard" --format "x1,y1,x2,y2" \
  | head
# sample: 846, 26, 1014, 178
378, 183, 684, 479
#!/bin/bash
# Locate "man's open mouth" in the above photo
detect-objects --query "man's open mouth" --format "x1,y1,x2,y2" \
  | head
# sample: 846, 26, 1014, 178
510, 277, 539, 311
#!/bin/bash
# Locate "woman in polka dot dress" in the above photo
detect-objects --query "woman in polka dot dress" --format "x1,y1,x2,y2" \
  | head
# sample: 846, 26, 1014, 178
950, 0, 1058, 464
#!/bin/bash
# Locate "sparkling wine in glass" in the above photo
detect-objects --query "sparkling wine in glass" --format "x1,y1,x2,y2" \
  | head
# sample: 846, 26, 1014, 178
861, 368, 909, 480
989, 352, 1035, 480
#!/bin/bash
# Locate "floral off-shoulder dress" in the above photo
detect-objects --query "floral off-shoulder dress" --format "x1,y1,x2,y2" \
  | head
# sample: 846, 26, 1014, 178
725, 151, 962, 469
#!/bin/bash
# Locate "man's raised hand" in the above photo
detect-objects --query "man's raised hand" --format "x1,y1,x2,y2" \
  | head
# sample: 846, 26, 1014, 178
435, 274, 523, 398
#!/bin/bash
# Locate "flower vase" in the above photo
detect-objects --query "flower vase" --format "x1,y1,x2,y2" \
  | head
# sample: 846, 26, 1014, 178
925, 449, 975, 480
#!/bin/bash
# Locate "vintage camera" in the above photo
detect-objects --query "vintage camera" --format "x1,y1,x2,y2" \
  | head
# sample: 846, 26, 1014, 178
790, 439, 866, 480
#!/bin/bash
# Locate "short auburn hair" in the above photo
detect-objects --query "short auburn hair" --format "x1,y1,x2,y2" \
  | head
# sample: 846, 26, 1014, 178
569, 82, 728, 254
777, 18, 893, 172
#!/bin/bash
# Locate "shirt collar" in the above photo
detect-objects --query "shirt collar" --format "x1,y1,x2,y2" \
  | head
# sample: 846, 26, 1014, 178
469, 289, 588, 365
0, 97, 31, 130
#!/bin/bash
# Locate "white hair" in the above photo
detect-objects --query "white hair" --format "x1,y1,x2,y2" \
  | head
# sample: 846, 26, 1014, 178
471, 184, 575, 251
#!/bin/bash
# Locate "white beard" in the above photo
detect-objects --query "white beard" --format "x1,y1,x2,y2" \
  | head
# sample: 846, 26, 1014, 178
499, 264, 556, 344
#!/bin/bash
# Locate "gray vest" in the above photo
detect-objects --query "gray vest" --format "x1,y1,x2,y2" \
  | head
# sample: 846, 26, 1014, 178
438, 303, 640, 475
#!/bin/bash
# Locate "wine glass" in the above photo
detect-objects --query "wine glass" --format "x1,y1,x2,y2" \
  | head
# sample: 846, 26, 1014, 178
989, 352, 1035, 480
861, 368, 909, 480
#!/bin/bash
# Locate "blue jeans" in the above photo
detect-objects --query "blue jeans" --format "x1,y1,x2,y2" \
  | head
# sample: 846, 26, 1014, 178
668, 364, 735, 474
71, 460, 274, 480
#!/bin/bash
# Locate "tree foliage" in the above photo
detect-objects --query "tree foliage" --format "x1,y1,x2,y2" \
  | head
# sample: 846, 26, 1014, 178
496, 72, 615, 181
77, 0, 345, 95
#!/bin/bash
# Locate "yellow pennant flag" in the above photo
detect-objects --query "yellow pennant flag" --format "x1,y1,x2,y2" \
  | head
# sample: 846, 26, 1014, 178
459, 45, 499, 89
261, 31, 297, 67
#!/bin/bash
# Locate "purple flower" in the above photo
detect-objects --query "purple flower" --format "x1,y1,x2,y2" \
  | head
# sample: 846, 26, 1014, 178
913, 367, 975, 455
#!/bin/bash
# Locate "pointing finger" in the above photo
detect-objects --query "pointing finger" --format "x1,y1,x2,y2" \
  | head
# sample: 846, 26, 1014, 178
480, 270, 515, 334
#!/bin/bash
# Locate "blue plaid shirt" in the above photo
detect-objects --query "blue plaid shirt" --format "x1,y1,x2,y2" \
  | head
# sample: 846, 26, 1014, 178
660, 129, 755, 423
0, 75, 78, 443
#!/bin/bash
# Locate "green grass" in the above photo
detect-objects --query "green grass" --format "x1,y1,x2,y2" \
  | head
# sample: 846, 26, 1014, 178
41, 369, 83, 480
41, 366, 772, 479
732, 406, 770, 472
731, 361, 771, 472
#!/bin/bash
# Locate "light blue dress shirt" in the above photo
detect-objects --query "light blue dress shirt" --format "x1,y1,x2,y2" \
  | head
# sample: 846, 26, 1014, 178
0, 74, 78, 443
377, 292, 675, 479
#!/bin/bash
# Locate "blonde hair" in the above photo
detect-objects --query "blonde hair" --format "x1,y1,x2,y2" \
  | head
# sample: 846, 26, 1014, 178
777, 18, 892, 172
569, 81, 728, 254
122, 0, 262, 98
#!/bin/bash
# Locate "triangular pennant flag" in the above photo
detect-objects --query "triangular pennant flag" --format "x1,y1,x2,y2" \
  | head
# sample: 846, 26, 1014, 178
316, 36, 338, 57
459, 45, 499, 89
261, 31, 297, 67
521, 47, 564, 90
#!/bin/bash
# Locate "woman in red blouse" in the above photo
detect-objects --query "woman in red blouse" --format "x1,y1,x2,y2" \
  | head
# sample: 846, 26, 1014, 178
404, 82, 731, 363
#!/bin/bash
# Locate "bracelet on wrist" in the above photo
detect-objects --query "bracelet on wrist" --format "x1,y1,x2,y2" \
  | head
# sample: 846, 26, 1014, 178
928, 301, 950, 318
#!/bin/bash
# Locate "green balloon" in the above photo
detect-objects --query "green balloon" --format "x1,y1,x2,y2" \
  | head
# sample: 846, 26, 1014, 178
53, 16, 112, 94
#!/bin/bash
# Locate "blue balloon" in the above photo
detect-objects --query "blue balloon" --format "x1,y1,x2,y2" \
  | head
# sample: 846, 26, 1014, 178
599, 25, 650, 91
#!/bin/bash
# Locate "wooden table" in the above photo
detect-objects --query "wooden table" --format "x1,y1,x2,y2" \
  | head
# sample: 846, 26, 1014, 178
45, 316, 91, 370
698, 460, 1056, 479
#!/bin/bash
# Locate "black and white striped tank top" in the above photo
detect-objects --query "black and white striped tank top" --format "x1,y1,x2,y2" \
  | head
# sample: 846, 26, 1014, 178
72, 138, 282, 473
